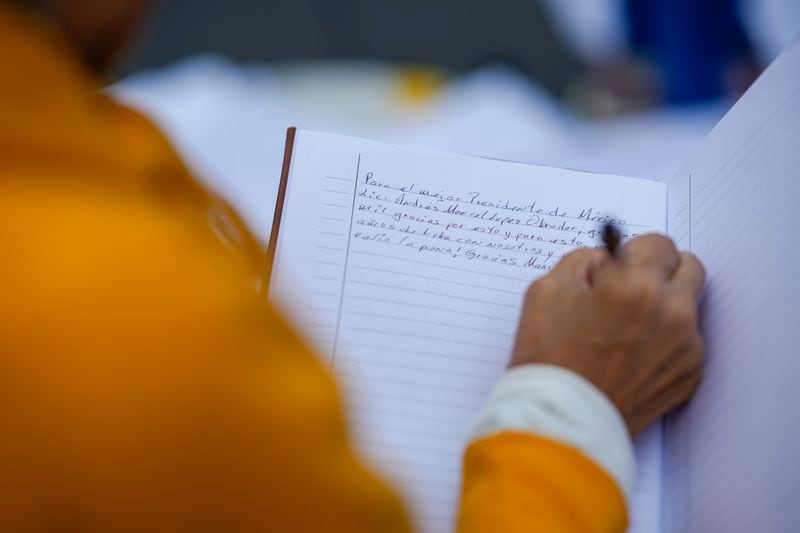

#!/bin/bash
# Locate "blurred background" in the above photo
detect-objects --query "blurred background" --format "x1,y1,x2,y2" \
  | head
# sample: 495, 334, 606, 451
113, 0, 800, 240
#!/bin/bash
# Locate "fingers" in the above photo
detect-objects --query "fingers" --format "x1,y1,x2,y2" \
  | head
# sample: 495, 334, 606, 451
670, 252, 706, 298
552, 248, 609, 288
550, 236, 701, 296
622, 234, 679, 279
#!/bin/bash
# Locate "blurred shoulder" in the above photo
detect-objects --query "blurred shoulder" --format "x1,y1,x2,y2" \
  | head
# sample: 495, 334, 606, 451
0, 178, 336, 408
0, 181, 263, 352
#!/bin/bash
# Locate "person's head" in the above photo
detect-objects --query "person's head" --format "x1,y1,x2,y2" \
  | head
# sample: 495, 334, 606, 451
14, 0, 156, 71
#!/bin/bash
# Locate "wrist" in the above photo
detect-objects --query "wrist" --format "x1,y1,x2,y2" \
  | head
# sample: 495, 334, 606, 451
469, 364, 637, 499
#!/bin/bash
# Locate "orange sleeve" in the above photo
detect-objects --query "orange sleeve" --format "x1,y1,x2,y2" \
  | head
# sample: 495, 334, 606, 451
458, 432, 628, 533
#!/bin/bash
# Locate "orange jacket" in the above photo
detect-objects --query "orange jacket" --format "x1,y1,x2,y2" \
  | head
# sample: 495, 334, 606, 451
0, 5, 627, 532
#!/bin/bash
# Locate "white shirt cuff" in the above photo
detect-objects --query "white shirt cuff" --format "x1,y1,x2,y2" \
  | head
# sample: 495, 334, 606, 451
469, 364, 636, 500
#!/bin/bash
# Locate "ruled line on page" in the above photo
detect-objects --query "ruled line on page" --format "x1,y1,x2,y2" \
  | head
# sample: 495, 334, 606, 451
346, 280, 520, 309
345, 295, 518, 323
346, 388, 479, 414
337, 355, 497, 383
349, 265, 523, 294
339, 369, 492, 397
342, 325, 509, 351
343, 309, 512, 337
341, 342, 506, 367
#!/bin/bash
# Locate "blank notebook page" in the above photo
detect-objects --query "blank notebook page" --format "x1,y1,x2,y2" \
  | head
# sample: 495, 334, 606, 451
270, 130, 666, 532
665, 38, 800, 533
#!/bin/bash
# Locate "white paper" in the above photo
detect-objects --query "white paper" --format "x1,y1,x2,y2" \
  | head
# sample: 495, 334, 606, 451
665, 38, 800, 533
271, 130, 666, 532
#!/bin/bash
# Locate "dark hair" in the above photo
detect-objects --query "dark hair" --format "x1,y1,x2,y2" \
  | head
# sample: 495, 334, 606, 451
10, 0, 50, 10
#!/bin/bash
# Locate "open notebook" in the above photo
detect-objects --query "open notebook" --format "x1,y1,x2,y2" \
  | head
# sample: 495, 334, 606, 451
267, 38, 799, 533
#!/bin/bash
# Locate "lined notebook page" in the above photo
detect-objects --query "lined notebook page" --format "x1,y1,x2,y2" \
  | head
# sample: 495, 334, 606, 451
270, 130, 666, 532
665, 39, 800, 533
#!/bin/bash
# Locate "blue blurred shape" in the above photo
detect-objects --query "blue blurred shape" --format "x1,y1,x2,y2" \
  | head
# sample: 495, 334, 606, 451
626, 0, 752, 102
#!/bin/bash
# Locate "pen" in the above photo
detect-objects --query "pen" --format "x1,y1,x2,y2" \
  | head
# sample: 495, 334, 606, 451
602, 222, 622, 259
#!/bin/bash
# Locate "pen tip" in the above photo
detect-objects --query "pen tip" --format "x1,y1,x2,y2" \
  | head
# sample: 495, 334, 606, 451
602, 223, 621, 256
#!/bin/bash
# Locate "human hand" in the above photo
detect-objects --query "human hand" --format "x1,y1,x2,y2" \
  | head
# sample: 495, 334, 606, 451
511, 234, 706, 435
